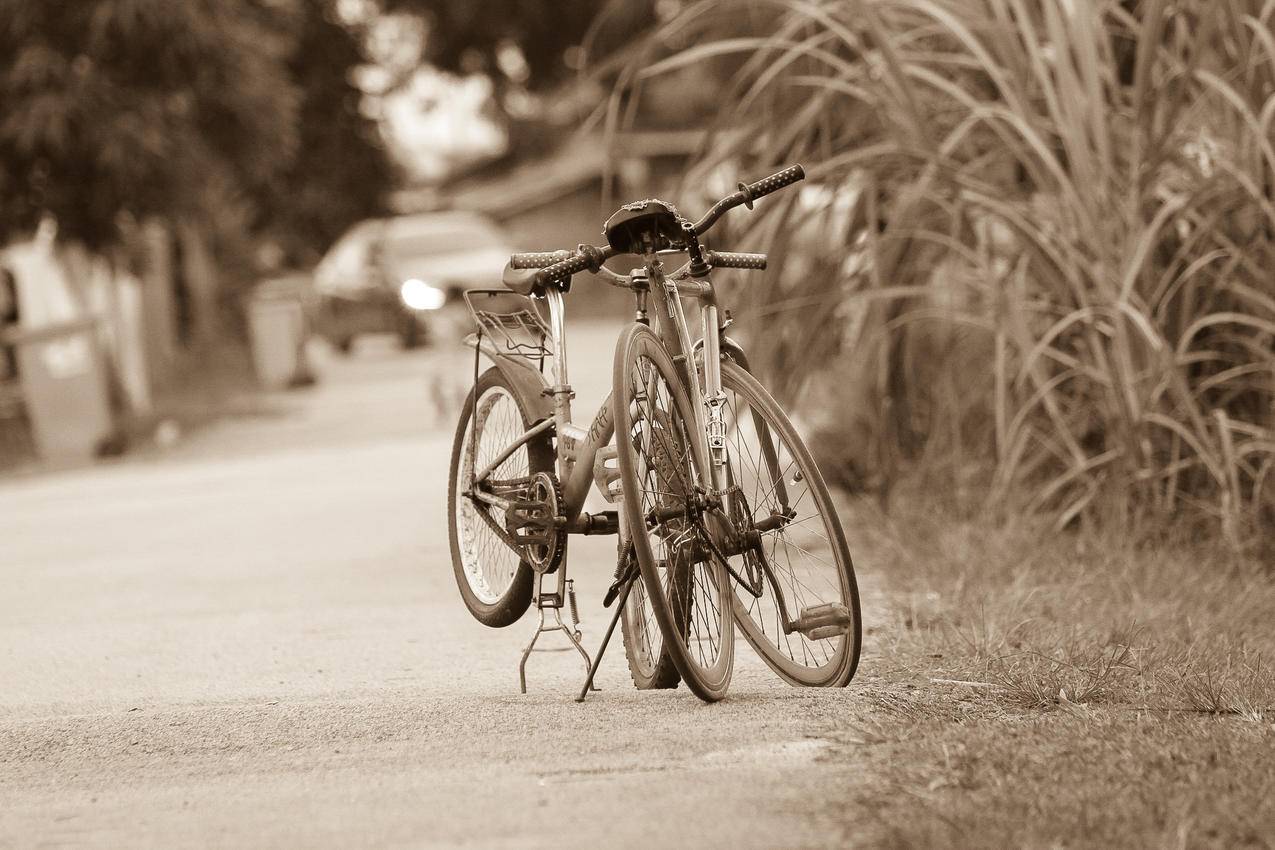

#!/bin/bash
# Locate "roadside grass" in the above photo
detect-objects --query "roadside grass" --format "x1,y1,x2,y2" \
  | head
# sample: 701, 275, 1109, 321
623, 0, 1275, 548
839, 492, 1275, 847
839, 712, 1275, 849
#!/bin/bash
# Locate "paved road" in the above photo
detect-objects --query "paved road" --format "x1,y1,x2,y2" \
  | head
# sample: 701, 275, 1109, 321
1, 327, 885, 849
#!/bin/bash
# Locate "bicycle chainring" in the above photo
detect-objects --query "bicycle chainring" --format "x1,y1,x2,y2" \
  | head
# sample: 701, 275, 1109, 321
503, 470, 565, 574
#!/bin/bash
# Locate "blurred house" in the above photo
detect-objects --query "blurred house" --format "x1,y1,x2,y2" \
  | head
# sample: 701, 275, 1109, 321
0, 219, 216, 469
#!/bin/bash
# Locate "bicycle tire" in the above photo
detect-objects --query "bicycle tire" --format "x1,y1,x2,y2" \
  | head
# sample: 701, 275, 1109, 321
719, 360, 862, 686
613, 323, 734, 701
447, 367, 554, 627
619, 543, 683, 689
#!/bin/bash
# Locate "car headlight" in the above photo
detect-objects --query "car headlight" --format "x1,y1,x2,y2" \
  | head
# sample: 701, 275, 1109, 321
400, 278, 445, 311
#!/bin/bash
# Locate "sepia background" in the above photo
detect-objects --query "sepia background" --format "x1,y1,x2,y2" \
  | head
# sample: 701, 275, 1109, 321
2, 1, 1273, 847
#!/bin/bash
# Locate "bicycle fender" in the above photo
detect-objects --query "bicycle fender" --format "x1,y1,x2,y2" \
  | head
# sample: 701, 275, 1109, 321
490, 355, 554, 423
693, 334, 753, 373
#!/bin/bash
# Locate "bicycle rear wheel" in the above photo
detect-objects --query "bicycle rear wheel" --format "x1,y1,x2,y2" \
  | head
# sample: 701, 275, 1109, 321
447, 367, 553, 627
619, 544, 683, 689
613, 323, 734, 702
719, 360, 861, 686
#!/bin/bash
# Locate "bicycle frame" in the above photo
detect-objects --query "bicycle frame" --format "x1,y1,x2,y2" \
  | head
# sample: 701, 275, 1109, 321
635, 259, 730, 487
465, 286, 614, 531
540, 287, 618, 528
468, 255, 730, 533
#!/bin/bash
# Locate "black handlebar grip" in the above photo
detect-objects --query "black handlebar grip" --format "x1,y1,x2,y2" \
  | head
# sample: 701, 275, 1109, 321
510, 250, 573, 269
744, 164, 805, 202
707, 251, 768, 270
533, 252, 592, 287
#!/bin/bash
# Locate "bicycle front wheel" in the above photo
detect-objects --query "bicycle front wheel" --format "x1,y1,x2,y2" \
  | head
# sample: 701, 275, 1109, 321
613, 323, 734, 702
719, 360, 861, 687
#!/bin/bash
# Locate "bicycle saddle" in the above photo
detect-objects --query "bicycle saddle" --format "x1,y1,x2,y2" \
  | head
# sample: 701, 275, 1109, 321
501, 262, 541, 296
603, 199, 684, 254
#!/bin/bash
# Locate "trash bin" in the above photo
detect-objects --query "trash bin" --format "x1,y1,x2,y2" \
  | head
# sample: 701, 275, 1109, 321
247, 277, 309, 390
3, 318, 112, 463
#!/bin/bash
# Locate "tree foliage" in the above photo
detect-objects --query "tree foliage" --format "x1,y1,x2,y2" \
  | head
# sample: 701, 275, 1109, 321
258, 2, 397, 261
0, 0, 297, 248
380, 0, 657, 93
0, 0, 393, 257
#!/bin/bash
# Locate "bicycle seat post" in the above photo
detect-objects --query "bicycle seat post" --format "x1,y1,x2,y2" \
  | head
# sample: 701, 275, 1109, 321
543, 288, 571, 405
542, 286, 590, 483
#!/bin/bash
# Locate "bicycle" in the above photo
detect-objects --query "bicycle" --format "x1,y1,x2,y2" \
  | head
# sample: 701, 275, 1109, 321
446, 164, 862, 702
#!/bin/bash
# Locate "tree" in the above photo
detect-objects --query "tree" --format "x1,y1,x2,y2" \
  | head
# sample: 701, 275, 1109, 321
379, 0, 657, 105
255, 1, 397, 262
0, 0, 299, 250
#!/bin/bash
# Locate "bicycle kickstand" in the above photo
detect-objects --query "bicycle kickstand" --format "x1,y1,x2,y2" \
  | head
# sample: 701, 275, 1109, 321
575, 573, 635, 703
519, 571, 594, 694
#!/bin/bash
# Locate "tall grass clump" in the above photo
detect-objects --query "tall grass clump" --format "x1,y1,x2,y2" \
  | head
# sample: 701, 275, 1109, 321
613, 0, 1275, 547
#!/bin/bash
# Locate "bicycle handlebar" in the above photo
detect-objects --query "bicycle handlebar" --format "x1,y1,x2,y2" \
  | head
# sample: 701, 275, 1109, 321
508, 250, 573, 269
529, 244, 618, 287
691, 164, 805, 235
510, 164, 802, 290
705, 251, 767, 270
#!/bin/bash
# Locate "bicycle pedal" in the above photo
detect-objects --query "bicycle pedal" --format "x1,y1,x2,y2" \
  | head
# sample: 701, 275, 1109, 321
788, 602, 853, 639
754, 506, 797, 533
592, 445, 622, 502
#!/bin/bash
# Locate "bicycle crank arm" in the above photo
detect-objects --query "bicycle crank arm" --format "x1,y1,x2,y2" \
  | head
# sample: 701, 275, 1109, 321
469, 488, 513, 512
746, 531, 851, 638
465, 493, 528, 554
644, 504, 689, 529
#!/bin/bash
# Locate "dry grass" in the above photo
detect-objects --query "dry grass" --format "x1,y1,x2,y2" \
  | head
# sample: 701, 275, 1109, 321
837, 712, 1275, 848
860, 488, 1275, 711
615, 0, 1275, 548
826, 492, 1275, 846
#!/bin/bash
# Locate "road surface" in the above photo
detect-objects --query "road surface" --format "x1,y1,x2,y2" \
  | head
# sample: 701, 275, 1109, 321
1, 327, 887, 849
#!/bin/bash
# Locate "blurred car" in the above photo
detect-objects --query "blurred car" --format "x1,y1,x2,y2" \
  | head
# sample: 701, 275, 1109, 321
312, 211, 514, 351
